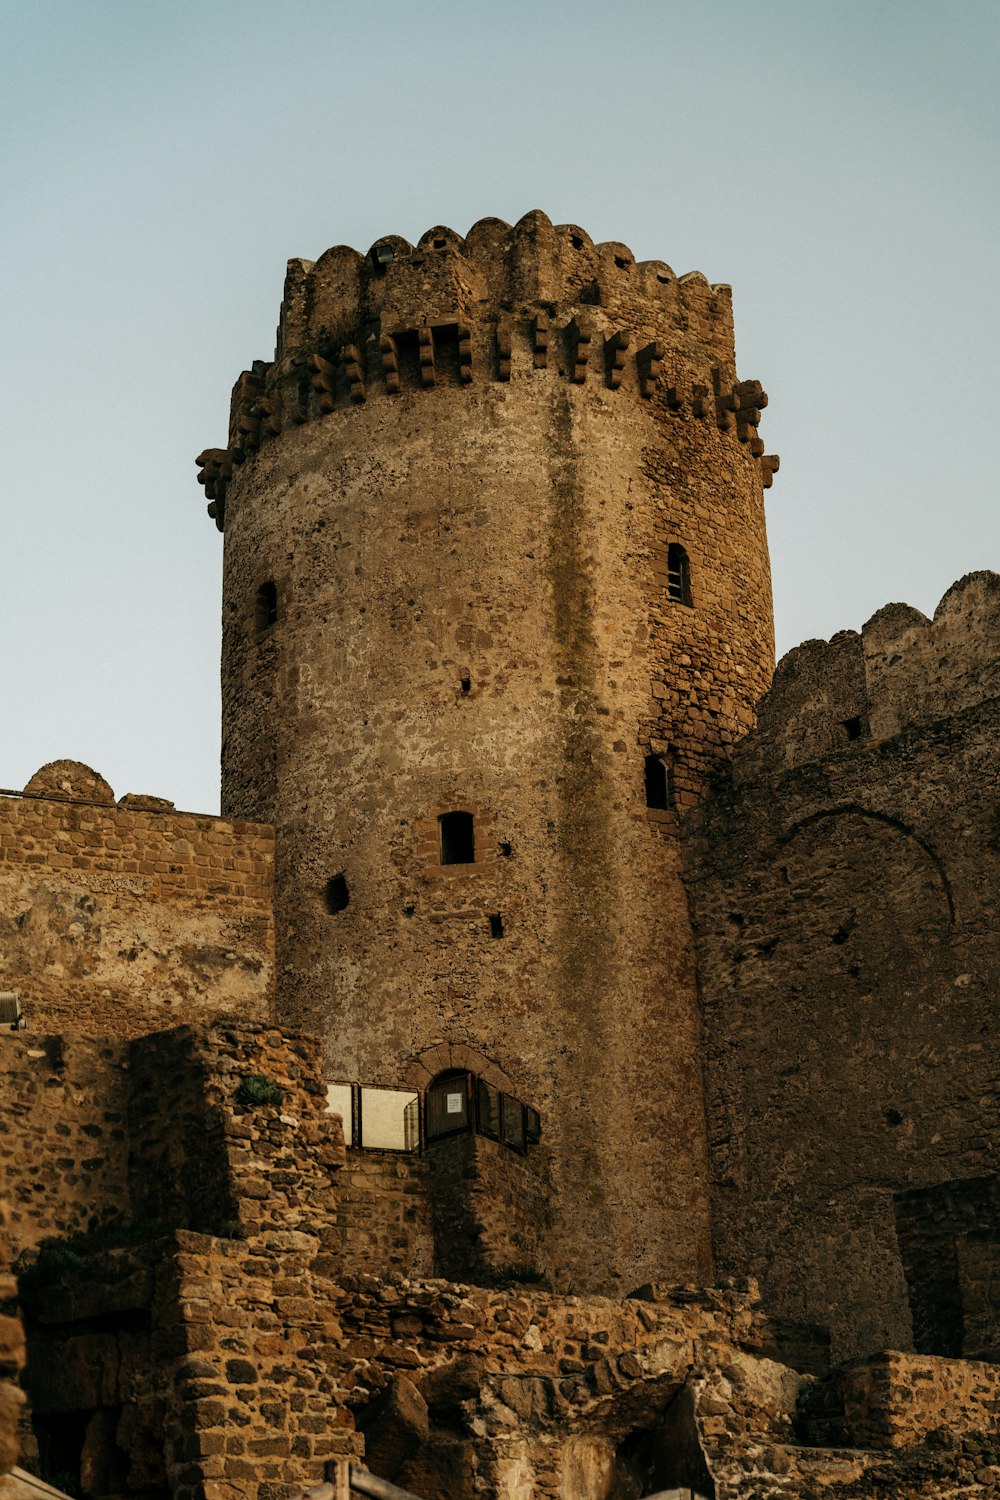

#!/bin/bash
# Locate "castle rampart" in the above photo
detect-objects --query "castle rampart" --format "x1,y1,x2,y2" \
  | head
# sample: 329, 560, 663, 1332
0, 761, 275, 1039
683, 572, 1000, 1367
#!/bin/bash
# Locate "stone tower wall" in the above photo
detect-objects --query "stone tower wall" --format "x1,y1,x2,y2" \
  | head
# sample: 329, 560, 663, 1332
683, 572, 1000, 1365
206, 211, 777, 1291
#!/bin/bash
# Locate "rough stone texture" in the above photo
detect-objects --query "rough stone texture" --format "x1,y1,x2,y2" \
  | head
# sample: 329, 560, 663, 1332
0, 1036, 132, 1255
1, 1023, 345, 1260
426, 1134, 552, 1285
684, 571, 1000, 1366
0, 769, 275, 1038
24, 1236, 1000, 1500
333, 1152, 435, 1279
0, 1202, 26, 1478
211, 211, 777, 1293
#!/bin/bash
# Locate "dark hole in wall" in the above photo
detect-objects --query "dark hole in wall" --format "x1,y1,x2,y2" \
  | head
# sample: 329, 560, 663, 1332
644, 753, 673, 810
370, 243, 394, 275
432, 323, 462, 385
842, 716, 863, 740
460, 675, 471, 695
439, 811, 475, 865
894, 1175, 1000, 1360
613, 1385, 715, 1498
255, 580, 278, 632
391, 328, 421, 389
489, 913, 504, 939
499, 841, 512, 857
34, 1410, 89, 1496
324, 873, 349, 914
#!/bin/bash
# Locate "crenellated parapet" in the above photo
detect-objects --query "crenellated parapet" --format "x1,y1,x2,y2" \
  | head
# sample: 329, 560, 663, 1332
731, 570, 1000, 782
196, 209, 778, 528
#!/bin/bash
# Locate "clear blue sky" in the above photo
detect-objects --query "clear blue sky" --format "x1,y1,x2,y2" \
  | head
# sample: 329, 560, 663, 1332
2, 0, 997, 813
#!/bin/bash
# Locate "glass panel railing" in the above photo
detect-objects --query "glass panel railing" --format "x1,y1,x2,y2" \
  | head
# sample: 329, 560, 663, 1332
359, 1085, 420, 1151
325, 1081, 354, 1147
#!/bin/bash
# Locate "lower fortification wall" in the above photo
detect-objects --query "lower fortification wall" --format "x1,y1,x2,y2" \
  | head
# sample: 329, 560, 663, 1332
685, 574, 1000, 1367
0, 1036, 132, 1256
0, 1201, 25, 1480
2, 1024, 345, 1260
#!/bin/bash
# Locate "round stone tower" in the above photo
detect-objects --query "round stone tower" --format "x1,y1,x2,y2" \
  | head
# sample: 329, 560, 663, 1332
199, 210, 777, 1293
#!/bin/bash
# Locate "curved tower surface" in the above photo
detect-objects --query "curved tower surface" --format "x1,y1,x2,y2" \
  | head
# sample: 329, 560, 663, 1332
200, 211, 777, 1292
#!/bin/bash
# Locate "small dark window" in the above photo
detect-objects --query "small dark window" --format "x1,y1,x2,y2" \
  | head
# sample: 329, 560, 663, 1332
644, 753, 673, 811
460, 675, 471, 695
499, 841, 512, 858
489, 912, 504, 939
370, 243, 394, 275
432, 237, 447, 250
324, 873, 349, 914
426, 1070, 471, 1141
666, 544, 692, 606
439, 811, 475, 865
843, 716, 863, 741
255, 581, 278, 631
614, 255, 631, 270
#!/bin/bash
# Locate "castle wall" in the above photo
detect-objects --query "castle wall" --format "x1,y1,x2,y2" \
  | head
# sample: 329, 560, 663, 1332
211, 210, 778, 1292
1, 1023, 344, 1260
333, 1153, 435, 1279
0, 765, 275, 1039
0, 1202, 26, 1479
0, 1036, 132, 1256
683, 573, 1000, 1366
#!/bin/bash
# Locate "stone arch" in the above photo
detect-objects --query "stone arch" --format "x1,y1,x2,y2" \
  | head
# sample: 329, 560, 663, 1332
779, 804, 955, 924
405, 1041, 517, 1095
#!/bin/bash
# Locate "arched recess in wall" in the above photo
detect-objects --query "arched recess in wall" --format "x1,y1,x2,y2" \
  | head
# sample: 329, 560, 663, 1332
404, 1040, 517, 1096
778, 805, 956, 925
759, 804, 956, 1008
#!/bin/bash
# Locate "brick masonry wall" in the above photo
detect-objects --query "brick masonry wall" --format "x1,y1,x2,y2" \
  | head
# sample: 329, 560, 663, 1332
684, 573, 1000, 1366
212, 211, 778, 1293
0, 763, 275, 1039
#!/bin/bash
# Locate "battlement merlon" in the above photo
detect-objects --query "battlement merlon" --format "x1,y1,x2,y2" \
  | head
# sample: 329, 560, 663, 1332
195, 210, 779, 528
730, 570, 1000, 783
275, 210, 737, 360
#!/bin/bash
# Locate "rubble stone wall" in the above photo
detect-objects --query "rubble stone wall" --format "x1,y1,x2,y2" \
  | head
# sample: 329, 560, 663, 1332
0, 1035, 132, 1257
684, 573, 1000, 1366
427, 1134, 552, 1284
2, 1024, 345, 1259
0, 1202, 26, 1477
334, 1152, 435, 1278
0, 768, 275, 1039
